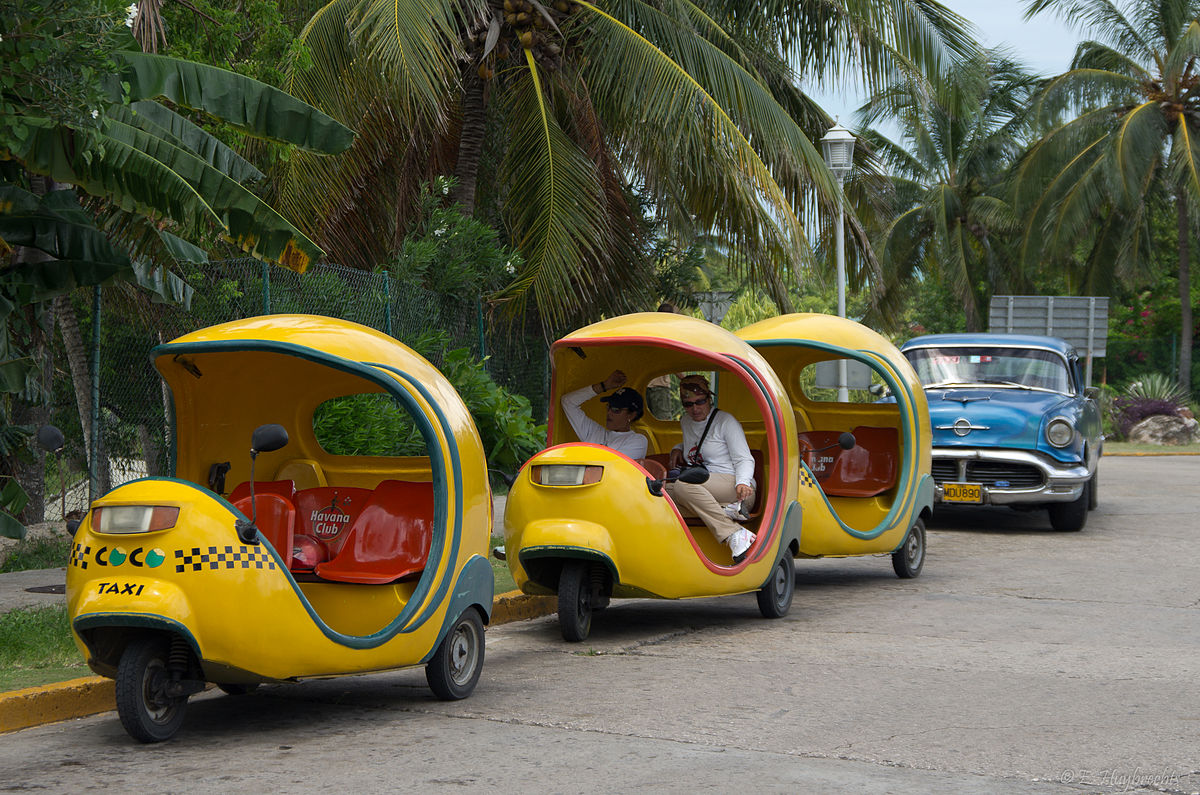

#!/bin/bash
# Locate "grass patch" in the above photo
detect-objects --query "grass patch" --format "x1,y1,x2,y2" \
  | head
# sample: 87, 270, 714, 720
0, 604, 88, 692
0, 534, 72, 573
1104, 441, 1200, 455
489, 535, 516, 595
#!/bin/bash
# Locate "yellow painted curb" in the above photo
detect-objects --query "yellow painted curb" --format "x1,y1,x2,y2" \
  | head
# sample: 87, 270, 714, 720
1103, 451, 1200, 456
0, 676, 115, 733
0, 589, 554, 734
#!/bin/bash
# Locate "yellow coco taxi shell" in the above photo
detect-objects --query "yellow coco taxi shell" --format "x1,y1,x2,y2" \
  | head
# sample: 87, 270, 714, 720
66, 315, 492, 742
504, 311, 933, 642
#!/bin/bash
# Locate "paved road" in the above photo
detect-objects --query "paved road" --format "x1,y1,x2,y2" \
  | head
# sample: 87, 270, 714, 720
3, 456, 1198, 793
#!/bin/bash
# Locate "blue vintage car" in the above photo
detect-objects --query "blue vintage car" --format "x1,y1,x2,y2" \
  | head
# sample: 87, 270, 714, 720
899, 333, 1101, 531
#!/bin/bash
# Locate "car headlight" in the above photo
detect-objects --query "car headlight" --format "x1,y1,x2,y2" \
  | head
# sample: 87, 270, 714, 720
1045, 418, 1074, 448
531, 465, 603, 486
91, 506, 180, 534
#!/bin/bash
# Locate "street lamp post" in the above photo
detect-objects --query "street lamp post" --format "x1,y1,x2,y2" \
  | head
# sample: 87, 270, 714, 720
820, 122, 855, 402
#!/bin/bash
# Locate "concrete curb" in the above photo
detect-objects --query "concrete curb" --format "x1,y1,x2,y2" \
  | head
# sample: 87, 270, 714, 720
0, 589, 554, 735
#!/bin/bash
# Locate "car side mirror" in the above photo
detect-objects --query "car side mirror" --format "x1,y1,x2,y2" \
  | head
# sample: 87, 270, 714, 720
1084, 386, 1100, 400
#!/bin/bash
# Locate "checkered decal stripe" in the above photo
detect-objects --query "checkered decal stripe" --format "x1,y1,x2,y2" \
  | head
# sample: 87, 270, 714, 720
175, 545, 277, 573
71, 543, 91, 569
799, 470, 816, 490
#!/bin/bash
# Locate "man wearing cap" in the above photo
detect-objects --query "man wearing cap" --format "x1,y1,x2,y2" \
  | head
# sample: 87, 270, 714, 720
560, 369, 649, 459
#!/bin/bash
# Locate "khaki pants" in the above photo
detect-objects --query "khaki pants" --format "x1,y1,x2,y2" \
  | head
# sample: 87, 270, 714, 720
665, 472, 750, 544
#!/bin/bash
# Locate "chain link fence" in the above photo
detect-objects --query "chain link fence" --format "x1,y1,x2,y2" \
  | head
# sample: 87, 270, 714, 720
36, 260, 549, 521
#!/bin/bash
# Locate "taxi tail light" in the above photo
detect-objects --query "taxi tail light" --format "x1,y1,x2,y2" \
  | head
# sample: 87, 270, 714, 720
91, 506, 180, 534
531, 465, 603, 486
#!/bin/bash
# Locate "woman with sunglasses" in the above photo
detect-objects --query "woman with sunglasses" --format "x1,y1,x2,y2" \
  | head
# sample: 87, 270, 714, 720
666, 374, 756, 562
560, 369, 648, 459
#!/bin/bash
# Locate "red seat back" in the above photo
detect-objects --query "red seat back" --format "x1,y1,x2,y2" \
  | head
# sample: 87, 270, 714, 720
798, 426, 899, 497
293, 486, 373, 557
233, 493, 296, 569
314, 480, 435, 585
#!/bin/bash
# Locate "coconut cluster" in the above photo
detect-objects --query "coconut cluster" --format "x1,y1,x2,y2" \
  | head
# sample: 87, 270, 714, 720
475, 0, 581, 77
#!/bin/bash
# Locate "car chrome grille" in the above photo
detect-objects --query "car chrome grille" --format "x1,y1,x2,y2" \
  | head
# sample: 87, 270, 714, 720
932, 459, 1044, 489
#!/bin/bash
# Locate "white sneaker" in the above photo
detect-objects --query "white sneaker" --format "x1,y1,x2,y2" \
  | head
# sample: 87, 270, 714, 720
723, 502, 749, 521
727, 528, 755, 558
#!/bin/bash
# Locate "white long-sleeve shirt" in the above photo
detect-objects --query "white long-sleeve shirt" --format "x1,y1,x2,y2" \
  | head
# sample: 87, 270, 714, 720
673, 409, 755, 488
561, 385, 649, 459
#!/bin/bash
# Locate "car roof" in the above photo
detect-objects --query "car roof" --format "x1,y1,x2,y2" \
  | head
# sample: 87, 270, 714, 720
900, 333, 1077, 357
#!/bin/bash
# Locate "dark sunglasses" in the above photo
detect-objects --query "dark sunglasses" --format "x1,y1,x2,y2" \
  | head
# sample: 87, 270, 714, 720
681, 397, 709, 408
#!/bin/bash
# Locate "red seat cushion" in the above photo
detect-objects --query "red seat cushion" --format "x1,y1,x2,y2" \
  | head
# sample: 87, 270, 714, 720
314, 480, 435, 585
798, 426, 899, 497
232, 493, 296, 569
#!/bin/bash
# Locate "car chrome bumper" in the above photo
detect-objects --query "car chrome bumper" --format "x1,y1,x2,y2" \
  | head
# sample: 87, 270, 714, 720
932, 447, 1091, 505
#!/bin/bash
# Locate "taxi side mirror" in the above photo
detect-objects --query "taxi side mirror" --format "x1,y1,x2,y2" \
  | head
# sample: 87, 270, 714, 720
251, 424, 289, 454
36, 425, 65, 453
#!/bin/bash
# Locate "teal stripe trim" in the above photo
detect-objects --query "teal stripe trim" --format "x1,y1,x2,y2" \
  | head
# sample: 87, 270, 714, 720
749, 339, 924, 541
139, 339, 465, 650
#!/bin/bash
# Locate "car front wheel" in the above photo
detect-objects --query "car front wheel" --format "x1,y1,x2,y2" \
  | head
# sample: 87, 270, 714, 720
1049, 486, 1089, 532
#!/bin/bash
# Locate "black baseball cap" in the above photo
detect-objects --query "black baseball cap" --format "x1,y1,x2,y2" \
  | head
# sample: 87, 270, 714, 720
600, 387, 644, 420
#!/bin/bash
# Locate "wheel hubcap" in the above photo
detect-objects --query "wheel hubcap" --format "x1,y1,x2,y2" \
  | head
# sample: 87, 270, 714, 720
907, 531, 922, 566
448, 624, 477, 684
141, 660, 174, 721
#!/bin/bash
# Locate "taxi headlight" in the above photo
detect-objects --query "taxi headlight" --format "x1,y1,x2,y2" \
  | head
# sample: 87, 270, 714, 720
1045, 418, 1074, 448
91, 506, 180, 534
531, 465, 603, 486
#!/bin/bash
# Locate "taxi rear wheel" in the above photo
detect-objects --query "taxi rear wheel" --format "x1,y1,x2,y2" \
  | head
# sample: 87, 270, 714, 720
426, 607, 486, 700
115, 637, 189, 743
558, 560, 593, 642
892, 518, 926, 578
756, 555, 795, 618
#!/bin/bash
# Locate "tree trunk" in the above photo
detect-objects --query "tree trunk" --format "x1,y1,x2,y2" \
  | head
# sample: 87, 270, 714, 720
1177, 188, 1193, 393
450, 64, 487, 215
54, 293, 92, 463
12, 303, 55, 525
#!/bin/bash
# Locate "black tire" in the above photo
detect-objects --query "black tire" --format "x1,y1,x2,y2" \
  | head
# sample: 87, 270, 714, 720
114, 636, 189, 743
426, 607, 486, 700
217, 683, 259, 696
1087, 470, 1099, 511
557, 560, 593, 642
1049, 488, 1089, 531
892, 518, 926, 579
756, 555, 795, 618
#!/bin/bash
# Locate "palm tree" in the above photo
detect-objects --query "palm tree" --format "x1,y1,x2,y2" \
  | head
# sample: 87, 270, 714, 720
858, 49, 1040, 331
1015, 0, 1200, 392
278, 0, 975, 328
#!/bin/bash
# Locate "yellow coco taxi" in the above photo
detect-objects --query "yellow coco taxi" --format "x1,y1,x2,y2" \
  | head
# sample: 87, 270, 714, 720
65, 315, 493, 742
503, 312, 932, 642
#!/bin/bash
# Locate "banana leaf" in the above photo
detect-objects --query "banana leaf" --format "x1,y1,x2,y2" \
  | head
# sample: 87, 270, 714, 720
111, 52, 356, 155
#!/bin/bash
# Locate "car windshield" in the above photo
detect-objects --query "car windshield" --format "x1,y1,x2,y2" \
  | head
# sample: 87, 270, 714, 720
905, 346, 1072, 393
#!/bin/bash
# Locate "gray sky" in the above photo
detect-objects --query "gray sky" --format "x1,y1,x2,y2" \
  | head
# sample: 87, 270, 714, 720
810, 0, 1087, 127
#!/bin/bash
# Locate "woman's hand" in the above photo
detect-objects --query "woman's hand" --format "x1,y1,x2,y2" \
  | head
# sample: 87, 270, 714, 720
735, 484, 753, 502
668, 449, 684, 469
602, 370, 627, 391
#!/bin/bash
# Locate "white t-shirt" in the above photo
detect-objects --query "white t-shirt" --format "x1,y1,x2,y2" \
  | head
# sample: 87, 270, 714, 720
673, 409, 755, 488
561, 385, 649, 459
